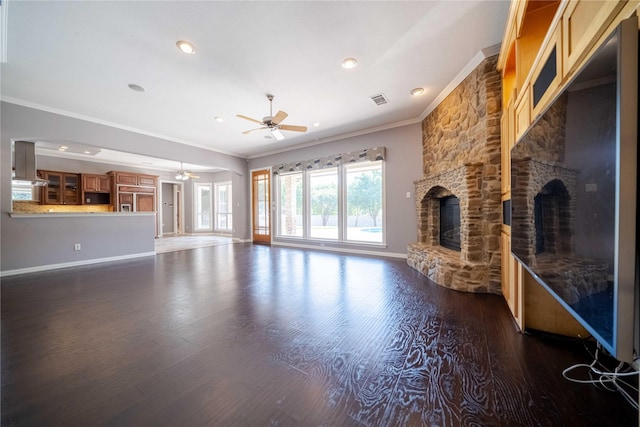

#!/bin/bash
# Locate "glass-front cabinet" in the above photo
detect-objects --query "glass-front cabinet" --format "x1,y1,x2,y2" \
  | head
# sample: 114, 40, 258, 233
39, 171, 80, 205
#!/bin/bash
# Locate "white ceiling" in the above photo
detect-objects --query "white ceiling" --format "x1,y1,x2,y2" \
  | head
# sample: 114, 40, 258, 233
32, 141, 220, 173
1, 1, 510, 160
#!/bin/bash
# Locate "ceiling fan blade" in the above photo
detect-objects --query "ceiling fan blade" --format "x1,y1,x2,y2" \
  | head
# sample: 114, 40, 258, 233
236, 114, 264, 125
271, 110, 288, 125
187, 173, 200, 179
279, 124, 307, 133
242, 127, 267, 134
271, 128, 285, 141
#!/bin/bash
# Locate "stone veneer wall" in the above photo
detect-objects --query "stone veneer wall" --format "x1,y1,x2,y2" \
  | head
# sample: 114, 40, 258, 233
407, 55, 502, 294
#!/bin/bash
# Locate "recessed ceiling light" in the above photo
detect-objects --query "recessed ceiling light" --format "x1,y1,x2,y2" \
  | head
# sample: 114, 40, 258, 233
341, 58, 358, 69
176, 40, 196, 54
264, 135, 272, 139
411, 87, 425, 96
128, 83, 145, 92
83, 150, 91, 154
313, 122, 320, 127
214, 116, 224, 122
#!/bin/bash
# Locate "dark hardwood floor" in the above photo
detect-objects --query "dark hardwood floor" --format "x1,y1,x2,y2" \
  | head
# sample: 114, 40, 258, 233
1, 244, 637, 426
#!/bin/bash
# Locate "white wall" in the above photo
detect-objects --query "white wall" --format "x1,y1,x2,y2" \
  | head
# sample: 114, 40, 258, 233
248, 124, 423, 257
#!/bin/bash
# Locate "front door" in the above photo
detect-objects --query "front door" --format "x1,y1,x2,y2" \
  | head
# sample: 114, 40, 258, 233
252, 169, 271, 244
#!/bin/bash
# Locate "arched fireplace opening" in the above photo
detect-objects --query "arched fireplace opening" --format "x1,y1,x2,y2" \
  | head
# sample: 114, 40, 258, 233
440, 196, 461, 251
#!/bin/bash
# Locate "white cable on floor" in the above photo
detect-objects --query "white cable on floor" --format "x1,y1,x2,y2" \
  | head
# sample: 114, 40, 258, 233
562, 348, 639, 411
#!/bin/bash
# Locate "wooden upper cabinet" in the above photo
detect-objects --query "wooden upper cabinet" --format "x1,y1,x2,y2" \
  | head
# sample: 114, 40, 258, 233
115, 172, 138, 185
114, 172, 157, 187
530, 24, 563, 119
562, 0, 626, 77
82, 174, 111, 193
39, 171, 80, 205
137, 175, 157, 186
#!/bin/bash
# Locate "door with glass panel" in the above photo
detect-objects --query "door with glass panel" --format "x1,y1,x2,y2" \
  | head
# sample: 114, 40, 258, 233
194, 183, 212, 231
214, 181, 232, 232
252, 169, 271, 244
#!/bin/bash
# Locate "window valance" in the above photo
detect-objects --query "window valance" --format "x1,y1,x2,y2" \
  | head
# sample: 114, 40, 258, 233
273, 147, 385, 175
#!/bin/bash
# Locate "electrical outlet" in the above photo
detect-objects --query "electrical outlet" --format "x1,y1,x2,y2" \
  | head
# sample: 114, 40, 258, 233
74, 243, 81, 251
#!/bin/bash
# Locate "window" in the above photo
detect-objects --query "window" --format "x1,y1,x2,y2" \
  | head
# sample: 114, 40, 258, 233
214, 181, 232, 232
12, 183, 35, 201
11, 171, 36, 201
194, 183, 212, 231
309, 167, 339, 239
278, 172, 303, 237
345, 162, 383, 243
276, 160, 384, 245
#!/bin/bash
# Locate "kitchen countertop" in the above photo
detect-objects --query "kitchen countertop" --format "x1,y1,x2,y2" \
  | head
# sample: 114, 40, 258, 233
8, 212, 156, 218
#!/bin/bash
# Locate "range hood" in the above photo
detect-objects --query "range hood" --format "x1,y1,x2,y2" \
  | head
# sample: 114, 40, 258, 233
12, 141, 49, 186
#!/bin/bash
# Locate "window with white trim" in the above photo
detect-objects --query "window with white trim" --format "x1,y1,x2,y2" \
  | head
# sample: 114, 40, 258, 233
278, 172, 303, 237
194, 183, 212, 231
214, 181, 232, 232
276, 160, 384, 244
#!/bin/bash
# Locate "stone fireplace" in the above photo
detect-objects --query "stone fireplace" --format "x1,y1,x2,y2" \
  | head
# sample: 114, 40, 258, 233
407, 55, 502, 294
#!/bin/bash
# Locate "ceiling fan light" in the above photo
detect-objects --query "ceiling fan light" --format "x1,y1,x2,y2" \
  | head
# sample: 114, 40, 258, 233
271, 129, 285, 141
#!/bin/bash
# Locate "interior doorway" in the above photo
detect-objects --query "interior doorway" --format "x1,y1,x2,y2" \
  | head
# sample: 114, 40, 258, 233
160, 181, 184, 236
251, 169, 271, 244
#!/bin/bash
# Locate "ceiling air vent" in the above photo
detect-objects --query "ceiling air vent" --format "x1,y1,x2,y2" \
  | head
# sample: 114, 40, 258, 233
370, 93, 389, 106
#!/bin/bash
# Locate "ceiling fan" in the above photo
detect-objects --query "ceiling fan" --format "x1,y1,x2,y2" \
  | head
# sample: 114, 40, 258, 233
175, 162, 199, 181
237, 94, 307, 141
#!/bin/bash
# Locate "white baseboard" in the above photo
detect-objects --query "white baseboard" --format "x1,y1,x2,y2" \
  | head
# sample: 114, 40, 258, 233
0, 252, 156, 277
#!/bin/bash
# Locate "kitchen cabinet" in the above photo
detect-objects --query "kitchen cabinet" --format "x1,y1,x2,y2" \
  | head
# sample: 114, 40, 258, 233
82, 174, 112, 205
136, 194, 155, 212
39, 170, 80, 205
109, 171, 158, 213
82, 174, 111, 192
115, 172, 157, 186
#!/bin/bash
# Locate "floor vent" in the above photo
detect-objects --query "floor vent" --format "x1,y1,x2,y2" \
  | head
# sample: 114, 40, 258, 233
370, 93, 389, 106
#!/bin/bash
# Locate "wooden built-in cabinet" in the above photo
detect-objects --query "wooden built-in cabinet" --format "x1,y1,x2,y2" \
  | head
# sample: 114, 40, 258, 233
114, 172, 157, 187
82, 174, 111, 192
38, 170, 81, 205
561, 0, 626, 77
109, 171, 158, 213
82, 174, 112, 205
497, 0, 639, 333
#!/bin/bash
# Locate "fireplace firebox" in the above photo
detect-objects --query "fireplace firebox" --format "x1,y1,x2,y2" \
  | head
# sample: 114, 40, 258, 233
440, 196, 461, 251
